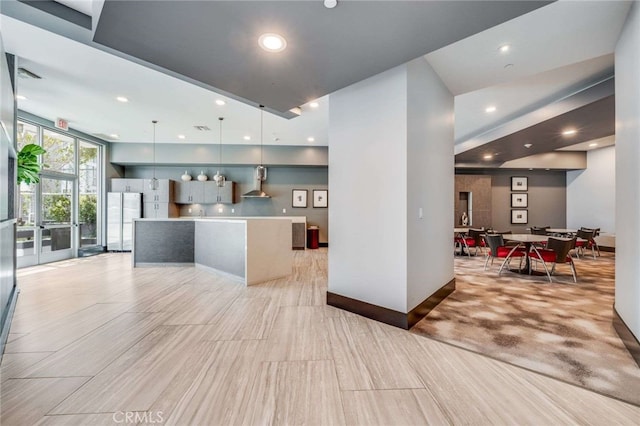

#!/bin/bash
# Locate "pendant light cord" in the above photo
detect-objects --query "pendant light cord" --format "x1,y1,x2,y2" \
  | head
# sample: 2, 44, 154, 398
260, 105, 264, 165
152, 120, 157, 179
218, 117, 223, 170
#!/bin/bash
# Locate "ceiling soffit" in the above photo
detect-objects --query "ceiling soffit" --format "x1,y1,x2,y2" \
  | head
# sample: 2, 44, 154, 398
455, 94, 615, 166
92, 0, 552, 114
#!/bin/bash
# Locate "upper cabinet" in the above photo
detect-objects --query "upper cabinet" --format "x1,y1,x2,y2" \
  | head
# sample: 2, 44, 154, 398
143, 179, 174, 202
112, 178, 235, 205
111, 178, 144, 193
174, 181, 204, 204
175, 181, 235, 204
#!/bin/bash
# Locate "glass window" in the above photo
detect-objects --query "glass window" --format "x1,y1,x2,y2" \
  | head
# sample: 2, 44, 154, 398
18, 182, 36, 226
43, 129, 75, 174
79, 141, 99, 247
41, 178, 72, 224
17, 121, 39, 151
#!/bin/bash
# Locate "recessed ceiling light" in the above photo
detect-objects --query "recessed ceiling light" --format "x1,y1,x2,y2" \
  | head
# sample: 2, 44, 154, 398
215, 99, 226, 106
178, 135, 186, 140
116, 96, 129, 103
562, 129, 577, 136
485, 106, 496, 113
309, 102, 319, 108
589, 143, 598, 147
524, 143, 533, 148
259, 33, 287, 52
307, 137, 315, 142
110, 134, 119, 139
499, 44, 510, 53
324, 0, 338, 8
16, 95, 26, 100
244, 135, 251, 141
483, 154, 493, 160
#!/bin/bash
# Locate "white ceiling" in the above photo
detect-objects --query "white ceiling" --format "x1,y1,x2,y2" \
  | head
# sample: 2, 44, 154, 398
2, 0, 632, 155
55, 0, 94, 18
426, 0, 630, 96
426, 0, 630, 145
2, 16, 329, 146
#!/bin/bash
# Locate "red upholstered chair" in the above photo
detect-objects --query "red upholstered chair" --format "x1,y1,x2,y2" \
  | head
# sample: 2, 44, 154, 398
528, 237, 577, 283
483, 234, 527, 273
575, 228, 599, 258
530, 226, 550, 248
455, 228, 483, 257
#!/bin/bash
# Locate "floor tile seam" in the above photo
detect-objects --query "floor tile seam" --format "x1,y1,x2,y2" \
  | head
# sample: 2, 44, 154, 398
7, 304, 135, 351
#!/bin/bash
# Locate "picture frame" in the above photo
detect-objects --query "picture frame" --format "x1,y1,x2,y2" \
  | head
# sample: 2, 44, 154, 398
511, 209, 528, 224
511, 176, 528, 191
313, 189, 328, 208
511, 193, 528, 208
292, 189, 308, 208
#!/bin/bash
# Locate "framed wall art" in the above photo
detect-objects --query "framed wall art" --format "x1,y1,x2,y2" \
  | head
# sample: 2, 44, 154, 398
292, 189, 308, 208
511, 193, 528, 208
313, 189, 328, 208
511, 176, 528, 191
511, 209, 528, 224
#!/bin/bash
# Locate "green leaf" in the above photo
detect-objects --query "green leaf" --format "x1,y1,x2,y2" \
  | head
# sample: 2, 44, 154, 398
17, 143, 46, 185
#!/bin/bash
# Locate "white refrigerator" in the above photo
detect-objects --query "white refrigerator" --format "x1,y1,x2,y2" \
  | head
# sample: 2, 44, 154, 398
107, 192, 142, 251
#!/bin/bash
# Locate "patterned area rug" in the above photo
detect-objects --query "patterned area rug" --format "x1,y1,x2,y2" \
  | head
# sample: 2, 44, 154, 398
412, 251, 640, 406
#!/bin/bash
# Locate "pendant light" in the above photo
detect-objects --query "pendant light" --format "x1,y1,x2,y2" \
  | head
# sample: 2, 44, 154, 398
149, 120, 159, 190
213, 117, 226, 188
256, 105, 267, 181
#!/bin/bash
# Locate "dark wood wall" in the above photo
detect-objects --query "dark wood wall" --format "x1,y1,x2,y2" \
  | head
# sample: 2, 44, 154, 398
454, 175, 492, 228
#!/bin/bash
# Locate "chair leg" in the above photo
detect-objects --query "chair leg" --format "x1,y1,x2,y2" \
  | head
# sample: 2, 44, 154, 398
541, 261, 553, 283
484, 254, 491, 270
570, 259, 577, 283
498, 257, 510, 275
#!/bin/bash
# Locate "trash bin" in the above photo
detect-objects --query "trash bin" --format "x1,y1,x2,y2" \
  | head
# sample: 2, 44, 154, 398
307, 226, 319, 249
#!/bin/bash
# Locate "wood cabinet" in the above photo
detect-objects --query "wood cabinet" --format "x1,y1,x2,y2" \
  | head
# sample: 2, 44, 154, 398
143, 202, 179, 219
111, 178, 144, 193
143, 179, 173, 203
175, 181, 236, 204
292, 222, 306, 250
174, 181, 203, 204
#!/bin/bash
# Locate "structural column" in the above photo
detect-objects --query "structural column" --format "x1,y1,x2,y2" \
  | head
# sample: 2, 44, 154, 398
327, 57, 454, 329
614, 1, 640, 365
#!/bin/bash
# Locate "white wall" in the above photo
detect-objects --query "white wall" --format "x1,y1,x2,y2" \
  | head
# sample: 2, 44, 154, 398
406, 58, 454, 311
329, 65, 409, 312
615, 1, 640, 338
329, 59, 454, 314
566, 145, 615, 234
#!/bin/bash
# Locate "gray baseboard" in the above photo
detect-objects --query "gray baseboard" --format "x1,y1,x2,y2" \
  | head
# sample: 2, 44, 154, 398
0, 287, 19, 363
613, 306, 640, 369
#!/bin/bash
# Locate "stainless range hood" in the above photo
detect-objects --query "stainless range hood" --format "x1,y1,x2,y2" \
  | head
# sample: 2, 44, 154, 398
242, 165, 271, 198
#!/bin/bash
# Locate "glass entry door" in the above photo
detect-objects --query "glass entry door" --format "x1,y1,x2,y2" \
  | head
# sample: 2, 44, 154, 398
39, 177, 75, 264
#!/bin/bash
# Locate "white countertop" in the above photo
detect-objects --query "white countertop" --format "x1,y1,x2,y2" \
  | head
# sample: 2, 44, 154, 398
181, 216, 307, 223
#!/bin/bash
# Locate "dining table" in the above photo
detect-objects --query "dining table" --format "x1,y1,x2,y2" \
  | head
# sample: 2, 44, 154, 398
546, 228, 577, 236
502, 234, 584, 275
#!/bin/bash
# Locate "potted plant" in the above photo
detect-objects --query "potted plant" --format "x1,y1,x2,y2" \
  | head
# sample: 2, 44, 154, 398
16, 144, 45, 226
17, 143, 46, 184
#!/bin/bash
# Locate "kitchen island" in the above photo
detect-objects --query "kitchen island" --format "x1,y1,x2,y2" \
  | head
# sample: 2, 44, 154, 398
132, 218, 292, 285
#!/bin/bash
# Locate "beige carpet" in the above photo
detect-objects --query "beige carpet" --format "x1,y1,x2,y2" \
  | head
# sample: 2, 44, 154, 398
412, 251, 640, 406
